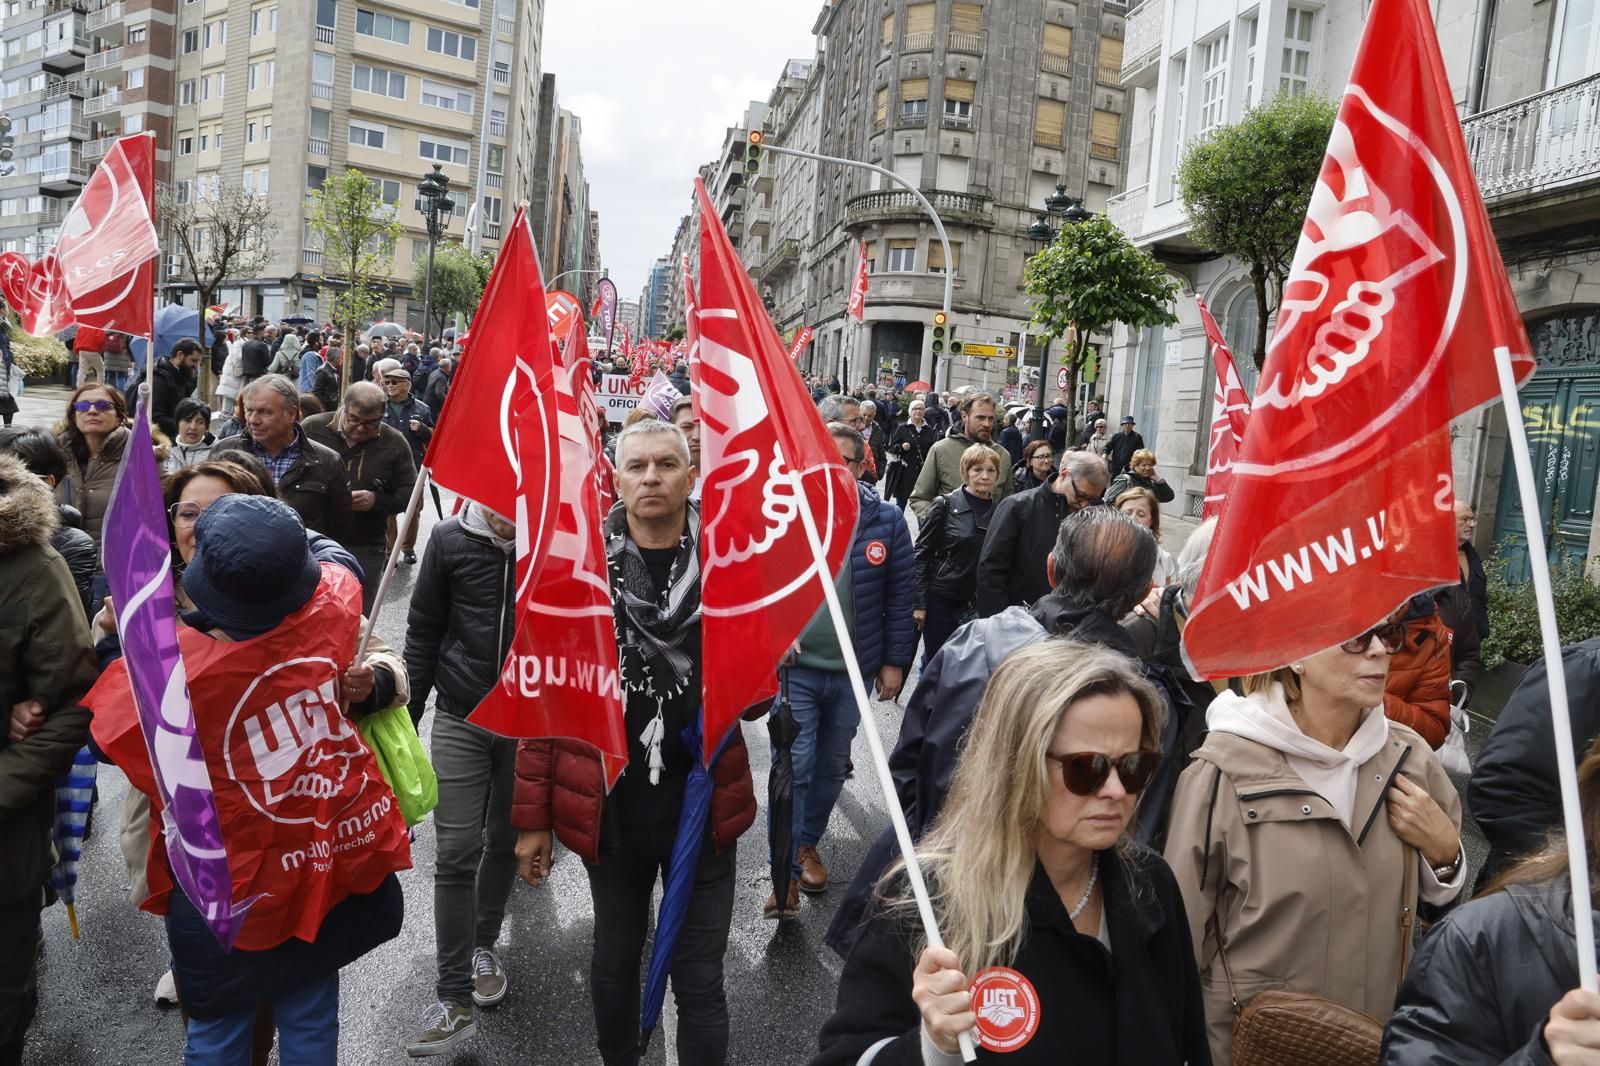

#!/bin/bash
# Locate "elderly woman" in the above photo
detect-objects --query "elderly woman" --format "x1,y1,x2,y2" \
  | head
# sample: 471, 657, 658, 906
1115, 487, 1176, 587
1014, 439, 1056, 492
1106, 449, 1175, 507
1164, 623, 1466, 1065
914, 444, 999, 666
814, 639, 1210, 1065
885, 399, 937, 511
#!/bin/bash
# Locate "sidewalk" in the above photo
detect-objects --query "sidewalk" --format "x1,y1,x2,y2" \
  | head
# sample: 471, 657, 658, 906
12, 382, 73, 432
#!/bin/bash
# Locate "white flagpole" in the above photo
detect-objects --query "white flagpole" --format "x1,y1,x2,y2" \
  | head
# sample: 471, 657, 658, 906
1494, 347, 1598, 991
787, 468, 979, 1063
354, 464, 431, 661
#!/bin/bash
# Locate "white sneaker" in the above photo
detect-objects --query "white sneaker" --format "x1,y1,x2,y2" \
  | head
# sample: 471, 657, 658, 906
154, 969, 179, 1007
406, 1001, 476, 1057
471, 947, 508, 1007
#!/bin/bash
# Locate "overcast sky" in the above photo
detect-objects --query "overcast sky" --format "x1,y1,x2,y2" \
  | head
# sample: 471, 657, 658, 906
541, 0, 824, 302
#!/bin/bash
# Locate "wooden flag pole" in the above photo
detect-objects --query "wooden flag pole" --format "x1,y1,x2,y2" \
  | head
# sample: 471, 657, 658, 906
787, 469, 979, 1063
1494, 346, 1598, 991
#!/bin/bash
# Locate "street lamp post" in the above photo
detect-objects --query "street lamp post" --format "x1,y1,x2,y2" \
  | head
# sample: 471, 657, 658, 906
416, 163, 455, 346
1026, 183, 1093, 440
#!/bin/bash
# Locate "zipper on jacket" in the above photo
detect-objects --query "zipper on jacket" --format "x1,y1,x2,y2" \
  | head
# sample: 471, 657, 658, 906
495, 555, 510, 669
1236, 787, 1321, 802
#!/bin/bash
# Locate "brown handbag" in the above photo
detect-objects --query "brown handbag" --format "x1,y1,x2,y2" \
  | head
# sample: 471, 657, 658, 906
1211, 850, 1416, 1066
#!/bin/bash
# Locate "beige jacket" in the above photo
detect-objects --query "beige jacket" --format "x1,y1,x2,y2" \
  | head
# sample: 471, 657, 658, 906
1162, 690, 1463, 1066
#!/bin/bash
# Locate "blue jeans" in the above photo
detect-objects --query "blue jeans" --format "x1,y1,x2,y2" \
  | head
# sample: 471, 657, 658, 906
768, 666, 861, 875
184, 971, 339, 1065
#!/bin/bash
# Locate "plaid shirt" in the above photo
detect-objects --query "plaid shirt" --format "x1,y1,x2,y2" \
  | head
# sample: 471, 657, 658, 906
248, 426, 303, 484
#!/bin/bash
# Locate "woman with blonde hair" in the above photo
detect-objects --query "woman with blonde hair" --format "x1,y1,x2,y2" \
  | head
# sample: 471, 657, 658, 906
1115, 486, 1177, 588
814, 639, 1209, 1064
1164, 623, 1466, 1065
913, 443, 999, 666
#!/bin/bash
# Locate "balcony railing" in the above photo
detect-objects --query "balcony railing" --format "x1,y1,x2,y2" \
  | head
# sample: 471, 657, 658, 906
1122, 0, 1164, 83
1106, 181, 1147, 238
496, 15, 513, 34
942, 111, 972, 129
314, 24, 334, 44
759, 237, 799, 279
903, 31, 933, 51
486, 173, 503, 188
311, 82, 332, 100
10, 79, 86, 109
38, 162, 90, 184
1089, 142, 1120, 161
1097, 64, 1122, 87
1042, 51, 1071, 76
84, 89, 121, 114
898, 110, 928, 127
41, 122, 90, 143
302, 248, 323, 267
948, 31, 983, 55
1464, 73, 1600, 201
489, 118, 506, 136
308, 137, 329, 157
844, 188, 993, 229
483, 221, 501, 240
492, 68, 511, 86
86, 2, 124, 30
84, 45, 123, 71
43, 33, 92, 59
82, 135, 116, 159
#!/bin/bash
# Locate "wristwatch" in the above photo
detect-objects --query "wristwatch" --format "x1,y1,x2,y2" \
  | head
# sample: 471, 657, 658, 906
1430, 849, 1463, 881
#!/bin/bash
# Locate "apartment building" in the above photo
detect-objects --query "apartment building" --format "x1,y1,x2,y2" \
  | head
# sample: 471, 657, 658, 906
158, 0, 544, 326
639, 255, 670, 338
1103, 0, 1600, 564
749, 58, 820, 351
0, 0, 174, 257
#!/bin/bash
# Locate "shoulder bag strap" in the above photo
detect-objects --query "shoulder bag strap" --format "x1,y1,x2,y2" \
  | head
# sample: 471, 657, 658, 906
1397, 844, 1417, 987
1208, 914, 1243, 1016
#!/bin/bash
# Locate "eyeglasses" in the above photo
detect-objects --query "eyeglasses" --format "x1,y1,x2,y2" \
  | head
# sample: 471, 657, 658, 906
1046, 751, 1162, 796
344, 413, 383, 431
73, 399, 115, 413
168, 502, 208, 529
1069, 478, 1104, 508
1339, 622, 1407, 655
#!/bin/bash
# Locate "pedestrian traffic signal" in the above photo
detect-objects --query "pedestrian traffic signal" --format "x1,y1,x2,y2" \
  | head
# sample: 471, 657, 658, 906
746, 129, 763, 176
931, 311, 947, 354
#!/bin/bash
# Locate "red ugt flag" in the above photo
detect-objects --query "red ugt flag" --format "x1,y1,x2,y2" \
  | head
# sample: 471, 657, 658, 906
693, 179, 859, 764
1197, 297, 1251, 521
846, 241, 869, 320
1182, 0, 1535, 680
0, 133, 157, 337
787, 326, 815, 362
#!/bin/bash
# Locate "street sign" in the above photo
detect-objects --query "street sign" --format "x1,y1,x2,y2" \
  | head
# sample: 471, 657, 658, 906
1056, 365, 1070, 391
962, 342, 1016, 359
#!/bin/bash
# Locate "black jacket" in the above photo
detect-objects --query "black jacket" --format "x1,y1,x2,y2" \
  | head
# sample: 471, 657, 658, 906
1468, 638, 1600, 889
151, 358, 197, 439
913, 488, 993, 608
422, 367, 453, 417
240, 338, 272, 379
1382, 879, 1593, 1066
1434, 581, 1483, 701
382, 395, 434, 466
1105, 429, 1146, 477
52, 505, 97, 620
924, 403, 952, 438
1046, 403, 1073, 452
1462, 540, 1490, 638
1106, 470, 1175, 507
301, 414, 417, 549
212, 427, 353, 544
975, 484, 1066, 618
884, 421, 936, 502
403, 512, 516, 724
815, 851, 1211, 1066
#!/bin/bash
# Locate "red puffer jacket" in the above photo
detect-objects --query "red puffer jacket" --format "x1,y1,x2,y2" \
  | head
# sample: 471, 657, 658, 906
1383, 609, 1453, 749
510, 735, 756, 864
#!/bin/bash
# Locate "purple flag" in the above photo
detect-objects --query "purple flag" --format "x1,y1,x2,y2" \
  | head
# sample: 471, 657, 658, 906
597, 277, 618, 356
642, 370, 679, 420
103, 403, 246, 949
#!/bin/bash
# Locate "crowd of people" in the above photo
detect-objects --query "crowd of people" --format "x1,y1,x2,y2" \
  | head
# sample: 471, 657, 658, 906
5, 329, 1600, 1066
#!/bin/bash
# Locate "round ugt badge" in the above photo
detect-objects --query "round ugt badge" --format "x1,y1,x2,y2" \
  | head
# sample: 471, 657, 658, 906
969, 966, 1040, 1052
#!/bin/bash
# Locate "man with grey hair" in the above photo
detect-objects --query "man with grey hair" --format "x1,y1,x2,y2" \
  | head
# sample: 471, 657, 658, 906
214, 374, 352, 542
975, 449, 1109, 616
817, 393, 866, 433
858, 400, 885, 482
303, 380, 418, 612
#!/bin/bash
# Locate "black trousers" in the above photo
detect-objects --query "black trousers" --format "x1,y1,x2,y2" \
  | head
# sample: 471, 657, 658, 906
583, 819, 737, 1066
0, 896, 42, 1066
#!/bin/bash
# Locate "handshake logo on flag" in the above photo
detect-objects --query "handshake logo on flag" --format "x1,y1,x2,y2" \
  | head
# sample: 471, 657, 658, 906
227, 659, 367, 824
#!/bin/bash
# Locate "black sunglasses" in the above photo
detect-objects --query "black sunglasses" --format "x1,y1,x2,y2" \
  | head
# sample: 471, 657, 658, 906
1340, 622, 1407, 655
73, 399, 116, 413
1046, 751, 1161, 796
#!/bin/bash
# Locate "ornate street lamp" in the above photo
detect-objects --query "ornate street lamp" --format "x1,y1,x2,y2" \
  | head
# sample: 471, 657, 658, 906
416, 163, 455, 344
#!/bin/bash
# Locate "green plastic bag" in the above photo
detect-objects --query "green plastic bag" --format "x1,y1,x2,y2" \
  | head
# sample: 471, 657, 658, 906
359, 704, 438, 827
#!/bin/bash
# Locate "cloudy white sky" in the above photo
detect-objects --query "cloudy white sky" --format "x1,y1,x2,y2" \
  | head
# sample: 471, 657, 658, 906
541, 0, 824, 301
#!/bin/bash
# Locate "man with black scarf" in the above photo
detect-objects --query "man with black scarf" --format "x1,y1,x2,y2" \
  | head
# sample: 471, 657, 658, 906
511, 419, 755, 1066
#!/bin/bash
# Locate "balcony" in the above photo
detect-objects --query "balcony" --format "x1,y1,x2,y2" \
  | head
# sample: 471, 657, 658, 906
1464, 73, 1600, 203
758, 237, 799, 281
496, 15, 514, 35
41, 122, 90, 144
942, 111, 973, 129
1106, 181, 1147, 238
9, 78, 86, 109
484, 221, 502, 240
39, 161, 90, 191
86, 2, 125, 31
486, 173, 502, 188
903, 31, 933, 52
308, 137, 329, 157
311, 82, 332, 100
42, 31, 92, 71
947, 31, 983, 55
1097, 64, 1122, 87
302, 248, 324, 268
315, 24, 334, 44
1042, 51, 1071, 76
84, 89, 121, 114
898, 110, 928, 128
84, 45, 123, 72
843, 188, 994, 230
1121, 0, 1164, 88
1089, 142, 1120, 161
82, 135, 117, 159
489, 118, 506, 136
7, 202, 69, 230
749, 206, 771, 236
493, 68, 511, 86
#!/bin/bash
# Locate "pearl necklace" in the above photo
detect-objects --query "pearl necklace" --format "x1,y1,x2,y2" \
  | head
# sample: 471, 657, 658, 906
1069, 855, 1100, 921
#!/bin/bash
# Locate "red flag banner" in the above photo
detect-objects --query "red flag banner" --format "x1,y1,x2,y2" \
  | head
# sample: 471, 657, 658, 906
86, 565, 411, 951
0, 134, 157, 337
424, 208, 562, 557
846, 241, 869, 321
547, 291, 583, 341
693, 178, 859, 763
1182, 0, 1535, 680
1198, 297, 1251, 521
787, 326, 815, 362
466, 319, 627, 782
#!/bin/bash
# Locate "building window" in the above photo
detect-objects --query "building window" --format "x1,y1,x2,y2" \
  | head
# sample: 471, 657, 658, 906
420, 80, 473, 113
316, 0, 336, 29
887, 238, 916, 272
312, 52, 334, 90
353, 63, 407, 100
251, 6, 277, 36
1033, 97, 1066, 147
307, 164, 328, 191
356, 8, 410, 44
418, 136, 469, 166
181, 28, 198, 53
178, 135, 194, 155
900, 77, 929, 122
1170, 53, 1187, 180
1280, 6, 1314, 96
178, 79, 196, 105
128, 25, 146, 43
1042, 22, 1072, 72
874, 87, 888, 130
123, 114, 143, 134
308, 109, 331, 140
246, 121, 256, 143
482, 195, 502, 223
257, 167, 269, 192
927, 241, 961, 274
426, 26, 476, 60
126, 68, 145, 90
349, 120, 386, 148
199, 132, 210, 151
243, 170, 256, 193
413, 187, 468, 215
176, 179, 192, 205
203, 19, 226, 48
249, 62, 276, 91
263, 121, 271, 141
1198, 32, 1228, 134
1240, 16, 1258, 107
367, 177, 400, 204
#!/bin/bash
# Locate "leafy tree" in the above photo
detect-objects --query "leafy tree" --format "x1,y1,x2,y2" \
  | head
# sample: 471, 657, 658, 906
412, 241, 493, 337
1177, 92, 1338, 370
307, 168, 402, 391
1024, 214, 1181, 431
157, 179, 275, 392
665, 325, 686, 343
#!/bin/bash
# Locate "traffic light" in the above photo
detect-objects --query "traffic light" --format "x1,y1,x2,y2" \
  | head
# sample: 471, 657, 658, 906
746, 129, 763, 176
0, 114, 14, 178
931, 311, 947, 354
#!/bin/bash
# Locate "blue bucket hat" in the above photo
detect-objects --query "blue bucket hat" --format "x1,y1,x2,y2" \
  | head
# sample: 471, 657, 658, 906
183, 495, 321, 638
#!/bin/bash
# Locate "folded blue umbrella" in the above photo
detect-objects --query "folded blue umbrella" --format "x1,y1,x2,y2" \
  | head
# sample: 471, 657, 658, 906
50, 745, 98, 939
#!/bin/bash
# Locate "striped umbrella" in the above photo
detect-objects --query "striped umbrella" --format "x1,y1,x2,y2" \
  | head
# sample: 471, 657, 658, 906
51, 745, 99, 939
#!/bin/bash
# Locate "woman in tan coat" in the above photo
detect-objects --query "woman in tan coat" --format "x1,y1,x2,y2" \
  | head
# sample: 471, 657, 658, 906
1163, 620, 1466, 1065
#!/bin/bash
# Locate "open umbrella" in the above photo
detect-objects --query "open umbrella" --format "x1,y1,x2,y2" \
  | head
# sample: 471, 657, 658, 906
905, 379, 931, 393
364, 321, 406, 340
281, 313, 314, 327
50, 745, 98, 939
766, 667, 799, 920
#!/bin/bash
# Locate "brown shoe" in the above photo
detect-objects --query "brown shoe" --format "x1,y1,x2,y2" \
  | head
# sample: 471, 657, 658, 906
763, 881, 801, 920
798, 845, 828, 894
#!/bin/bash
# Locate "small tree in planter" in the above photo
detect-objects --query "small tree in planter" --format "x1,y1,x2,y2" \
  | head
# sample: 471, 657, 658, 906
1482, 553, 1600, 670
